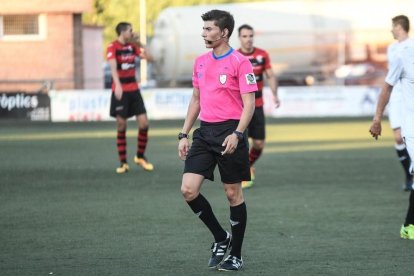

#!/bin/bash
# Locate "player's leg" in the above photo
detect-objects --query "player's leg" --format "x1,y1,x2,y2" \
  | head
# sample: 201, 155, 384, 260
401, 136, 414, 239
183, 126, 229, 268
242, 107, 265, 189
136, 113, 149, 158
392, 128, 412, 190
110, 92, 130, 173
242, 138, 264, 189
133, 113, 153, 171
389, 90, 412, 189
131, 90, 153, 171
115, 115, 129, 173
250, 138, 265, 171
249, 107, 266, 166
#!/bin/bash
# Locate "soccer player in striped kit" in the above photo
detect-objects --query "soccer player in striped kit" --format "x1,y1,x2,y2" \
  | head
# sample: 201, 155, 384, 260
178, 10, 257, 271
237, 24, 280, 189
107, 22, 154, 173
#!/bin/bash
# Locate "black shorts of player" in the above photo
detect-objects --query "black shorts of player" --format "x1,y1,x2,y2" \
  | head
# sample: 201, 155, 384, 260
247, 106, 265, 140
184, 120, 251, 184
110, 90, 147, 118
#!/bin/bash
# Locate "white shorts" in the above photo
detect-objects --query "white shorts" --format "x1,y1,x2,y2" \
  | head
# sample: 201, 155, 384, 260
404, 136, 414, 174
388, 85, 403, 129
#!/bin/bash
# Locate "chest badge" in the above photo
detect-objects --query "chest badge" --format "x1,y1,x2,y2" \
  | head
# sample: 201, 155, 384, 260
219, 74, 227, 85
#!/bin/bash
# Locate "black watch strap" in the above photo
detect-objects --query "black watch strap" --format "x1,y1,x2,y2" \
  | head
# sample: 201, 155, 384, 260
233, 130, 244, 140
178, 132, 189, 140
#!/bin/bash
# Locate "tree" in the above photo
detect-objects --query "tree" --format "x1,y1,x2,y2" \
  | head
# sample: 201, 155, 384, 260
83, 0, 265, 47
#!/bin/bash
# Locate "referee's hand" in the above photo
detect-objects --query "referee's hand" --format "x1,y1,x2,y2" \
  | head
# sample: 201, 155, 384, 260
178, 139, 190, 161
221, 134, 238, 155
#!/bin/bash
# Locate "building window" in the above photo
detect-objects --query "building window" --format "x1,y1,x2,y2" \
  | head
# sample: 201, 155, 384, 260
0, 14, 46, 41
4, 15, 39, 35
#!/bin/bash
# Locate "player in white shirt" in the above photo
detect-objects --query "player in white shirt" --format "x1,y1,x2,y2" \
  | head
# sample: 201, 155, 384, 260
369, 31, 414, 239
387, 15, 414, 190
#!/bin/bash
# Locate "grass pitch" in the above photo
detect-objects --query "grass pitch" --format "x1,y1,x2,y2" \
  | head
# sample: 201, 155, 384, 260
0, 118, 412, 275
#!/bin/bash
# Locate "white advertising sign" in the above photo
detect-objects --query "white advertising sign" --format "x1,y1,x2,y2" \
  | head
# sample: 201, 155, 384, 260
50, 90, 111, 122
263, 86, 381, 117
50, 86, 381, 122
141, 88, 192, 119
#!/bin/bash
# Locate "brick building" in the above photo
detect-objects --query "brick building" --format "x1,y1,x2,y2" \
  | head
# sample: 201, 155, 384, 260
0, 0, 104, 91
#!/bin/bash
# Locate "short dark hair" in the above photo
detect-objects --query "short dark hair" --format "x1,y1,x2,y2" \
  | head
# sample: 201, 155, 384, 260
238, 24, 254, 36
115, 22, 131, 36
392, 15, 410, 33
201, 10, 235, 38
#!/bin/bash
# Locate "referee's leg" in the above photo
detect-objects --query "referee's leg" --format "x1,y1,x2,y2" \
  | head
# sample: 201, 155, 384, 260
223, 183, 246, 259
181, 173, 228, 245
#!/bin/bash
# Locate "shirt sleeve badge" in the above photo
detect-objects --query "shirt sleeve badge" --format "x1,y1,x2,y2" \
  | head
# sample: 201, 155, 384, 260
245, 73, 257, 85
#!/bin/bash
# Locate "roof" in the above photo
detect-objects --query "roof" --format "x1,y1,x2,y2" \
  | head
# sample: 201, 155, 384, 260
0, 0, 93, 14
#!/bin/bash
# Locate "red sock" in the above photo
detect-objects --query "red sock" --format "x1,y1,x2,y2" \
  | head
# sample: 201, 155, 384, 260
249, 148, 262, 166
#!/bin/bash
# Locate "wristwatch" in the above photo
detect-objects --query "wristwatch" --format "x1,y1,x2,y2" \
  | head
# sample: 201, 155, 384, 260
178, 132, 189, 140
232, 130, 244, 141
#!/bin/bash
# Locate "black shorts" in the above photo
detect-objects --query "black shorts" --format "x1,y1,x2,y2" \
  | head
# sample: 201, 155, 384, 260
184, 120, 251, 183
110, 90, 146, 118
247, 107, 265, 140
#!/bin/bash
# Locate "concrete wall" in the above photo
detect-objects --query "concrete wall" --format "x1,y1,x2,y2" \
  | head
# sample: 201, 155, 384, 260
83, 26, 104, 89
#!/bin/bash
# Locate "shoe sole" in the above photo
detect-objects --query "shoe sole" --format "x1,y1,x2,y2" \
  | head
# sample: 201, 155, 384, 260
116, 170, 128, 174
217, 262, 243, 271
400, 233, 414, 240
217, 267, 243, 271
138, 166, 153, 171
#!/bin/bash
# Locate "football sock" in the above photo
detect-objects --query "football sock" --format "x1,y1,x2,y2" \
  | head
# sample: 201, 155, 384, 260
137, 128, 148, 158
395, 144, 412, 180
117, 130, 127, 164
405, 190, 414, 226
187, 194, 227, 242
249, 147, 262, 167
229, 202, 247, 259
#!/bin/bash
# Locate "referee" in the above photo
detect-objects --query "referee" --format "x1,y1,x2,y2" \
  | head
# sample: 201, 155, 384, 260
178, 10, 257, 271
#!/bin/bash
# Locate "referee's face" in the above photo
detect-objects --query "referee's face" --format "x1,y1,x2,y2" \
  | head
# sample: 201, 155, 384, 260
202, 21, 223, 48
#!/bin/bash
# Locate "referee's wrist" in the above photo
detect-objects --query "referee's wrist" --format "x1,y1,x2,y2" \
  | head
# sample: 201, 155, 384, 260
178, 132, 189, 140
232, 130, 244, 141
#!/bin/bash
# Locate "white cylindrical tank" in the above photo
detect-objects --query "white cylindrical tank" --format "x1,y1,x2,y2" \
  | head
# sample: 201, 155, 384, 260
149, 0, 414, 86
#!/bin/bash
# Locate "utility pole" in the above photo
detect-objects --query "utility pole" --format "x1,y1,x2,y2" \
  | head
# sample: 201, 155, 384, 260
139, 0, 147, 86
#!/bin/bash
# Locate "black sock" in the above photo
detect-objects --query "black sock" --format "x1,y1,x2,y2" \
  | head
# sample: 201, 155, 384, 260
396, 145, 412, 180
229, 202, 247, 259
187, 194, 227, 242
405, 191, 414, 226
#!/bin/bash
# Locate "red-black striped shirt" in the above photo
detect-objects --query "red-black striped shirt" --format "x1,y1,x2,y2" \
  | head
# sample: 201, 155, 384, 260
107, 40, 141, 92
238, 47, 271, 107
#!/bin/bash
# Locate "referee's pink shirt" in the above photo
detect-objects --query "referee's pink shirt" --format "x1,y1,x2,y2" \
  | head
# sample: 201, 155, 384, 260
192, 48, 258, 123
